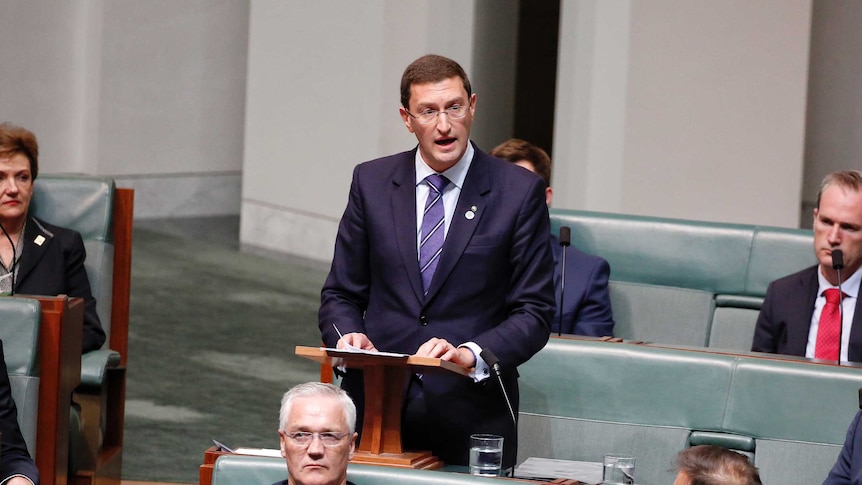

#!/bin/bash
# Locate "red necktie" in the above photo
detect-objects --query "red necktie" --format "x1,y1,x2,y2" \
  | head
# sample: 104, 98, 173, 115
815, 288, 843, 360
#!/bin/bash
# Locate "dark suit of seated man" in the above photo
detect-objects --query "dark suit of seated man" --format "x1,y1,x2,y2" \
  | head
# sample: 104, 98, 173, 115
490, 138, 614, 337
824, 410, 862, 485
752, 170, 862, 362
0, 341, 40, 485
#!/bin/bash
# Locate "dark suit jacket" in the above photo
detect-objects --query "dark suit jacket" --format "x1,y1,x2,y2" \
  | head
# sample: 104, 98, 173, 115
0, 341, 40, 484
15, 216, 105, 353
751, 265, 862, 362
551, 236, 614, 336
319, 146, 555, 468
824, 410, 862, 485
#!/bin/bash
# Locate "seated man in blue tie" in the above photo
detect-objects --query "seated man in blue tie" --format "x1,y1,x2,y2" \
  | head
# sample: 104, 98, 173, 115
490, 138, 614, 337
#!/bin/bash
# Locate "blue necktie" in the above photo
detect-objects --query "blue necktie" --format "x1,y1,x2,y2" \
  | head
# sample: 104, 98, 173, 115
419, 174, 450, 294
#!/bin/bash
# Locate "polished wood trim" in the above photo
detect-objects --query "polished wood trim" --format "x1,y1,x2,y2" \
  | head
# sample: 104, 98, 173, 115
110, 188, 134, 365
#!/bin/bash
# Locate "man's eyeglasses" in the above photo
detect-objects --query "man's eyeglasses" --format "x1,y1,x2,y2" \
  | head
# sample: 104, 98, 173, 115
286, 431, 350, 447
405, 103, 470, 125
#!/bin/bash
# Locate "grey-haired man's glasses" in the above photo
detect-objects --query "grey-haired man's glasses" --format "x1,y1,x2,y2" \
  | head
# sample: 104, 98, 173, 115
286, 431, 350, 447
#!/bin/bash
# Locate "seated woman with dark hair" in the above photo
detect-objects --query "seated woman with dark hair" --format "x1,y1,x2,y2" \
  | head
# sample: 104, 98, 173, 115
0, 123, 105, 353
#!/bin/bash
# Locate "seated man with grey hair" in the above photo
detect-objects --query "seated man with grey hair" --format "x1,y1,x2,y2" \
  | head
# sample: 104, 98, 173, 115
674, 445, 761, 485
276, 382, 358, 485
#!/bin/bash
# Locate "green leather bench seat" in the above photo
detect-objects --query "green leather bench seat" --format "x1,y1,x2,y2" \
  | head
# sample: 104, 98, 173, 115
518, 337, 862, 485
548, 209, 816, 350
0, 297, 42, 458
211, 454, 512, 485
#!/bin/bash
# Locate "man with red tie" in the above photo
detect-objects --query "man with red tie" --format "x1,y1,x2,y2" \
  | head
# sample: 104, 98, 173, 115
752, 170, 862, 362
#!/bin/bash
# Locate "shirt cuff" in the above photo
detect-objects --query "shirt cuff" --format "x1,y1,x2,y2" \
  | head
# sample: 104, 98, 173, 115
460, 341, 490, 383
0, 474, 35, 485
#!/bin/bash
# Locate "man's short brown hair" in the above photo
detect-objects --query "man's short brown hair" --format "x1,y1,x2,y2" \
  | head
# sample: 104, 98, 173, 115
675, 445, 761, 485
0, 123, 39, 179
400, 54, 472, 109
817, 170, 862, 209
490, 138, 552, 188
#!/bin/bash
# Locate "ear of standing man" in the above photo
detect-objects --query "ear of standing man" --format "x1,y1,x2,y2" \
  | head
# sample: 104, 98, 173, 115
318, 54, 555, 469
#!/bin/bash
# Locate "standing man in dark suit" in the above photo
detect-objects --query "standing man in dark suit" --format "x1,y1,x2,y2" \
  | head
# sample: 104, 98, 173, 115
490, 138, 614, 337
318, 54, 555, 469
752, 170, 862, 362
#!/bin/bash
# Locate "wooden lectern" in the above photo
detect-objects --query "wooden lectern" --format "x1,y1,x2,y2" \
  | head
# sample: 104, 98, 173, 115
296, 346, 470, 470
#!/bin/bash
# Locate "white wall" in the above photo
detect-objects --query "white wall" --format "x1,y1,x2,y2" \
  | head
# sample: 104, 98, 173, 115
553, 0, 812, 228
240, 0, 518, 261
0, 0, 249, 218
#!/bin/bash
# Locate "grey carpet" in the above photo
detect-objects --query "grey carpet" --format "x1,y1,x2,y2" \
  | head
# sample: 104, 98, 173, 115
122, 216, 329, 483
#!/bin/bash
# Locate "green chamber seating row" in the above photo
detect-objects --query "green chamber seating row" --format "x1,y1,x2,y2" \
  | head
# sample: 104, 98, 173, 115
0, 298, 41, 459
549, 209, 815, 350
518, 337, 862, 485
211, 455, 508, 485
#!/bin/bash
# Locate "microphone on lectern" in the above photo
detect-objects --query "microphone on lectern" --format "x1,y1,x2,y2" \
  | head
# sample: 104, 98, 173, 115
479, 347, 517, 427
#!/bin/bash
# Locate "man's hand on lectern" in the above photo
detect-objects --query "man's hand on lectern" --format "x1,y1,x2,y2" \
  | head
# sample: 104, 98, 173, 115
415, 337, 476, 368
337, 332, 377, 352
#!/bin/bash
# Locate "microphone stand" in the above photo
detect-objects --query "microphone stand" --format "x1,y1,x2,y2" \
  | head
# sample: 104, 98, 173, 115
558, 227, 571, 337
833, 250, 845, 364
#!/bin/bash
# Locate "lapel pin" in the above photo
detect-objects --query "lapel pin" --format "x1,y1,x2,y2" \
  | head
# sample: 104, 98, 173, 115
470, 205, 477, 212
34, 235, 46, 246
465, 211, 474, 220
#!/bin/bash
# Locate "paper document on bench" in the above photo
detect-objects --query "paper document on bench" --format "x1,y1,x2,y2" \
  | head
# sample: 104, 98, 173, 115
515, 457, 603, 483
233, 448, 282, 458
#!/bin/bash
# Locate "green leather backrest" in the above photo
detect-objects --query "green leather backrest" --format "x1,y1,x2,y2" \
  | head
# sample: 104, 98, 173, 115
725, 359, 862, 444
549, 209, 813, 297
30, 176, 116, 345
212, 455, 508, 485
609, 281, 715, 345
0, 297, 42, 458
519, 338, 735, 429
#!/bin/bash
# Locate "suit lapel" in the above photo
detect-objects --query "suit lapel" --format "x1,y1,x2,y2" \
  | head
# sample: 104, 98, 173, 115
424, 150, 490, 304
785, 267, 819, 356
15, 217, 53, 286
391, 152, 425, 303
848, 276, 862, 361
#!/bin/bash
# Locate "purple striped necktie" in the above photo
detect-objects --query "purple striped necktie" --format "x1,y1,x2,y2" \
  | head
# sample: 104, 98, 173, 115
419, 174, 450, 294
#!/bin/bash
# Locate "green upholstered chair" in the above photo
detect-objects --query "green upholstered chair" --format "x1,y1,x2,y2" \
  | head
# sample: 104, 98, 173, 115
30, 175, 134, 485
517, 337, 860, 485
212, 454, 514, 485
0, 297, 41, 459
548, 209, 814, 349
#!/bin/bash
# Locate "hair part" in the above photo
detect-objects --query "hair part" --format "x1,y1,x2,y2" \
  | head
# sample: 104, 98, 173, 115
279, 382, 356, 434
0, 122, 39, 179
400, 54, 472, 109
675, 445, 761, 485
490, 138, 552, 187
817, 170, 862, 209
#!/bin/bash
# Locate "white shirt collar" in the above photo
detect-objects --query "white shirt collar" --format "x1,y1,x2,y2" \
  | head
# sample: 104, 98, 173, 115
817, 264, 862, 298
414, 142, 474, 189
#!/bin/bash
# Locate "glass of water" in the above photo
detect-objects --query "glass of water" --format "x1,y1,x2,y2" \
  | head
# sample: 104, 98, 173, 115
603, 454, 636, 484
469, 434, 504, 476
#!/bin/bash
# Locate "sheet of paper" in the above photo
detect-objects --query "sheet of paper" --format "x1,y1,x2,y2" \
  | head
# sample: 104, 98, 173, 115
515, 457, 603, 484
233, 447, 282, 458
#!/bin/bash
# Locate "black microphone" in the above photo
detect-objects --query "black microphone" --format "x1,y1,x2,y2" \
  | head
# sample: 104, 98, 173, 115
557, 227, 571, 337
479, 348, 517, 427
833, 249, 845, 364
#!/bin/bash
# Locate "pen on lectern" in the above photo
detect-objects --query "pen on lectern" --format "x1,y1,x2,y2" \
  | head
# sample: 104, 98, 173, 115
332, 323, 345, 343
